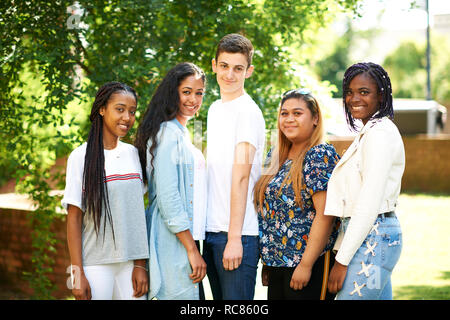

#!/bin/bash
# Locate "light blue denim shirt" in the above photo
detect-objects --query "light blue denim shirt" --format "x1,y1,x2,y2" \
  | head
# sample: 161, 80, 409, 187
145, 118, 198, 300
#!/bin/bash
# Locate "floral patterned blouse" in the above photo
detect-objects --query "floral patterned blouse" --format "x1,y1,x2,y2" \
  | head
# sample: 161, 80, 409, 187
258, 143, 340, 267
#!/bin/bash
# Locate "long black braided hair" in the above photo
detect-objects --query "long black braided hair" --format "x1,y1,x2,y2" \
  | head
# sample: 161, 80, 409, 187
82, 81, 138, 244
342, 62, 394, 131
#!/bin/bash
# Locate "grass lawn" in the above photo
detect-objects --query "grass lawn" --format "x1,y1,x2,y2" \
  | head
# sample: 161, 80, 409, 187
392, 193, 450, 300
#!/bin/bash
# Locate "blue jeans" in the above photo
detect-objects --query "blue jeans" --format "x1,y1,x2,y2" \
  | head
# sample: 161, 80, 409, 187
336, 214, 402, 300
203, 232, 259, 300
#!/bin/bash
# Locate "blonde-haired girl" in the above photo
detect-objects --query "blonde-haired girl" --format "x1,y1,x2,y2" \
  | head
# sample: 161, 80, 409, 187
254, 89, 340, 300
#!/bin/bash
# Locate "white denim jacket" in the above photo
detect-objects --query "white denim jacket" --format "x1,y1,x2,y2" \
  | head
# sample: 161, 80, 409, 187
324, 116, 405, 265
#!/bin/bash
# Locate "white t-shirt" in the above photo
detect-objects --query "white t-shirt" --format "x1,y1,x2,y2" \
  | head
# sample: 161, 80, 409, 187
206, 93, 266, 236
61, 141, 149, 266
186, 135, 207, 241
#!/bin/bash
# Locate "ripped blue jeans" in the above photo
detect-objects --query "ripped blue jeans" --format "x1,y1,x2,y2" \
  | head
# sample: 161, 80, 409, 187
336, 214, 402, 300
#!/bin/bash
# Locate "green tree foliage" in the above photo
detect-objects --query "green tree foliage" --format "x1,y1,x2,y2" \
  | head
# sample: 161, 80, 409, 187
383, 41, 427, 99
315, 20, 354, 98
0, 0, 359, 298
313, 16, 381, 99
383, 36, 450, 105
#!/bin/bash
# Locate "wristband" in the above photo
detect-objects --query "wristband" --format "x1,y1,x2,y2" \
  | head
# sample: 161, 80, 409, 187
134, 264, 148, 272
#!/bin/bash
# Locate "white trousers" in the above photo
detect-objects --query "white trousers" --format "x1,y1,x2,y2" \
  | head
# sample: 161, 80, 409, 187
83, 261, 147, 300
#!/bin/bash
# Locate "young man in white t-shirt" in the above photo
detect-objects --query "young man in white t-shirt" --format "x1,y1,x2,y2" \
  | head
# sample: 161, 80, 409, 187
204, 33, 266, 300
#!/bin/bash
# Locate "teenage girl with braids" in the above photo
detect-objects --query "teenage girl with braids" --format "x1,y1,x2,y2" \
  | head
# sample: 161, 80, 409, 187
325, 62, 405, 299
134, 62, 207, 300
62, 82, 149, 300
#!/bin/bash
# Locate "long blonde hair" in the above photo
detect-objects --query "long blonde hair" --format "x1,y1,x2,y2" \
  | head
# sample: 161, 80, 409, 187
253, 90, 324, 213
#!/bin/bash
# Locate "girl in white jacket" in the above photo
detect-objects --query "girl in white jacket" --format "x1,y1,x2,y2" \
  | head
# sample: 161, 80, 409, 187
325, 62, 405, 300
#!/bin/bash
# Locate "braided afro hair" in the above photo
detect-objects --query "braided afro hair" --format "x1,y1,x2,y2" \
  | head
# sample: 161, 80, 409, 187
342, 62, 393, 131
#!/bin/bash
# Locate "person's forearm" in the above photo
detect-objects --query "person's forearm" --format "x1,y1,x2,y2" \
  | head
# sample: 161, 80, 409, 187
335, 212, 376, 266
300, 213, 334, 268
176, 229, 197, 253
67, 206, 84, 274
176, 229, 206, 282
228, 142, 255, 240
228, 174, 250, 240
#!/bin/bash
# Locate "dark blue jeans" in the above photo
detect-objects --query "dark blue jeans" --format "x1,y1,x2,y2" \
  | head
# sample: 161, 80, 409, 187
203, 232, 259, 300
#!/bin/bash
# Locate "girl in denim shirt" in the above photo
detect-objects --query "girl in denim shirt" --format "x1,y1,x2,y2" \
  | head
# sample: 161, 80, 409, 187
135, 62, 207, 300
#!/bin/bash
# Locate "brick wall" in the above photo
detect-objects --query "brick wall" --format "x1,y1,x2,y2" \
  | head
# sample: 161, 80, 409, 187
0, 208, 70, 299
328, 135, 450, 193
401, 136, 450, 193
